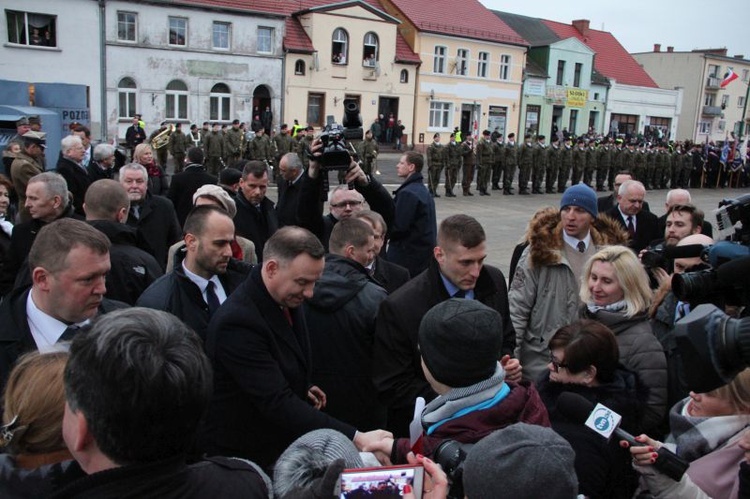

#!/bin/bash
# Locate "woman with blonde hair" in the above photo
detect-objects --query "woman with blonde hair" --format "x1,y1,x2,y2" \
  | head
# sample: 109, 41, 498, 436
580, 245, 667, 433
628, 369, 750, 498
0, 350, 71, 469
133, 142, 168, 196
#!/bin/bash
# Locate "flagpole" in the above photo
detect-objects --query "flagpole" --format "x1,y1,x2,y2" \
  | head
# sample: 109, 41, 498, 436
739, 79, 750, 141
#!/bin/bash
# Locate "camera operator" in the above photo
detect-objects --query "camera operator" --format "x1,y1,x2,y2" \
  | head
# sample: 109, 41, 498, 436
641, 203, 706, 277
295, 137, 394, 251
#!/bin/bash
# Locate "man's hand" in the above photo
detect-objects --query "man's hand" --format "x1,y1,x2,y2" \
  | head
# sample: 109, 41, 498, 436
501, 355, 522, 383
307, 385, 327, 410
355, 431, 394, 465
652, 267, 672, 290
344, 162, 369, 187
307, 138, 323, 179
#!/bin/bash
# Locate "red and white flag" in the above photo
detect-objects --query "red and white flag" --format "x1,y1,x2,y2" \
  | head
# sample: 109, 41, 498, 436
720, 69, 739, 88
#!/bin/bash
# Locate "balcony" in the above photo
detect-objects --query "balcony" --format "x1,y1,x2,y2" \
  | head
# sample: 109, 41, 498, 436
706, 76, 721, 90
702, 106, 722, 116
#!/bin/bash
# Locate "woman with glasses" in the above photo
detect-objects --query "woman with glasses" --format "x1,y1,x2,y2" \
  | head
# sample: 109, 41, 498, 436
538, 319, 643, 499
580, 245, 667, 435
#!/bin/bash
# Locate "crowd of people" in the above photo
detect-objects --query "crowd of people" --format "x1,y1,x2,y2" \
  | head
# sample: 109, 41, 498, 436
0, 113, 749, 498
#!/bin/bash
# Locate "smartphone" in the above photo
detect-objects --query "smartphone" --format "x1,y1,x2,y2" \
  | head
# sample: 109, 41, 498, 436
338, 464, 424, 498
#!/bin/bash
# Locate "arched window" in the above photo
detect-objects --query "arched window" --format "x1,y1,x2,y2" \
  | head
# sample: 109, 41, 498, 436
294, 59, 306, 76
209, 83, 231, 121
400, 69, 409, 83
166, 80, 188, 120
118, 77, 137, 119
331, 28, 348, 65
363, 32, 378, 67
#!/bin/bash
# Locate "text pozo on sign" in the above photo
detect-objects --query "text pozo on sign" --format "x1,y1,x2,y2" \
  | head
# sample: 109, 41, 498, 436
566, 89, 588, 108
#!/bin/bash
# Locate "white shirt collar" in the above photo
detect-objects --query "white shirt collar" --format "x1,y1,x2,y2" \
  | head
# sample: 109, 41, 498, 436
617, 206, 636, 229
26, 290, 89, 351
182, 261, 227, 304
562, 230, 592, 252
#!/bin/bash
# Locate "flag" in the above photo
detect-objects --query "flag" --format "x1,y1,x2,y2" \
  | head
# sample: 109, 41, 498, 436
720, 69, 739, 88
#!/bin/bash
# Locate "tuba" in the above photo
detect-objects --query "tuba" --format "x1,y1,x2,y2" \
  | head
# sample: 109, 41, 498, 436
151, 124, 174, 150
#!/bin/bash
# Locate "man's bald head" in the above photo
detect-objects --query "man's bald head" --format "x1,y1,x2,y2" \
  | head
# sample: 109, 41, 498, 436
673, 233, 714, 274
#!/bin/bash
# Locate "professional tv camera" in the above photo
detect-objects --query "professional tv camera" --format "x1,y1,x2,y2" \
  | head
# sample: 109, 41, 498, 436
715, 193, 750, 244
311, 100, 364, 171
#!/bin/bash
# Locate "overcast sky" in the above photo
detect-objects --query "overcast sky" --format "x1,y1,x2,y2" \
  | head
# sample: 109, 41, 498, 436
479, 0, 749, 58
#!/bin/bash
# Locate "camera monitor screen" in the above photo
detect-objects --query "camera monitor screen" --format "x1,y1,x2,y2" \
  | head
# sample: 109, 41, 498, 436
339, 465, 424, 499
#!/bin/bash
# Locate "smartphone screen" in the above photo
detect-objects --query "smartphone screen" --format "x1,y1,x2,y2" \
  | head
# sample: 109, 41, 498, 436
339, 465, 424, 498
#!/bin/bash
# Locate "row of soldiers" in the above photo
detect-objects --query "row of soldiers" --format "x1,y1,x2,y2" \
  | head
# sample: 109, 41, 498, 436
426, 131, 703, 197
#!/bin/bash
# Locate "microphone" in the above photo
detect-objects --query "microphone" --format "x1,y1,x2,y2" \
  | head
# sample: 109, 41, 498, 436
556, 392, 689, 481
663, 244, 707, 260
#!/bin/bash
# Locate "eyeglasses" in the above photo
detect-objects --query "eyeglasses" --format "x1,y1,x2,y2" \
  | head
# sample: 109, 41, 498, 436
330, 200, 363, 209
549, 354, 568, 373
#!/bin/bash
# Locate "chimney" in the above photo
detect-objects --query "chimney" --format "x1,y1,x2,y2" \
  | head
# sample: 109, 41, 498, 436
572, 19, 590, 37
653, 43, 661, 52
667, 46, 674, 53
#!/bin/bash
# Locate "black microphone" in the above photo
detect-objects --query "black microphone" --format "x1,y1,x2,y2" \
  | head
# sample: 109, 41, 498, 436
663, 244, 707, 260
556, 392, 690, 481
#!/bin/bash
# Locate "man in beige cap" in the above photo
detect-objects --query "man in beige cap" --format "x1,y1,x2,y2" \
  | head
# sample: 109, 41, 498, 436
11, 131, 47, 222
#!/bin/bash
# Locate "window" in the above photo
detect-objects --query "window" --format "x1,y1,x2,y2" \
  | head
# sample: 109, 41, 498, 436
698, 121, 711, 134
594, 92, 600, 101
743, 69, 750, 82
400, 69, 408, 83
307, 93, 324, 127
209, 83, 231, 121
168, 17, 187, 46
721, 94, 730, 108
6, 10, 57, 47
740, 96, 747, 108
295, 59, 306, 76
363, 32, 378, 66
499, 55, 511, 80
556, 60, 565, 85
704, 93, 716, 106
717, 120, 726, 132
433, 46, 446, 74
213, 22, 230, 50
708, 64, 720, 77
117, 12, 137, 42
166, 80, 188, 120
429, 102, 451, 129
257, 27, 273, 54
456, 49, 469, 76
477, 52, 489, 78
574, 63, 583, 87
118, 77, 137, 119
525, 105, 540, 134
332, 28, 348, 65
569, 109, 578, 133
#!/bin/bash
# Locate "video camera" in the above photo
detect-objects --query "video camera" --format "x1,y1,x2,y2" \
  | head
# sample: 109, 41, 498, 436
312, 100, 363, 171
715, 193, 750, 244
432, 440, 474, 499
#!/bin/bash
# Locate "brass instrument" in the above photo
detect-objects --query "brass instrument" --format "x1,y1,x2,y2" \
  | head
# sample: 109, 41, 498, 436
151, 124, 175, 150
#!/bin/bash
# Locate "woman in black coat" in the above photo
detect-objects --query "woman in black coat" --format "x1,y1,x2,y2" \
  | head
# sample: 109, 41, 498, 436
133, 143, 168, 196
538, 319, 644, 499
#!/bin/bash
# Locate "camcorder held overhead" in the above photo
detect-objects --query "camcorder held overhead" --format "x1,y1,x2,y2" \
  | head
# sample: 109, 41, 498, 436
310, 100, 364, 171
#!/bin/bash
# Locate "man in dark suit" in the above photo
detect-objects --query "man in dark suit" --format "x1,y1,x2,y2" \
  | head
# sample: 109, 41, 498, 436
233, 161, 278, 262
167, 147, 218, 226
0, 218, 126, 389
120, 163, 182, 271
275, 152, 304, 227
604, 179, 660, 253
655, 189, 713, 238
202, 227, 391, 468
373, 214, 520, 437
597, 171, 651, 214
55, 134, 91, 216
355, 210, 410, 294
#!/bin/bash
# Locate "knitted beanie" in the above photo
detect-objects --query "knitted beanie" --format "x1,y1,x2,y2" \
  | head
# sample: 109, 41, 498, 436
560, 183, 598, 218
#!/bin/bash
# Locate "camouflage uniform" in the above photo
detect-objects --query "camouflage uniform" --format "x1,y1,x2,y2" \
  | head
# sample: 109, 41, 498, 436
596, 143, 612, 191
445, 139, 463, 196
531, 141, 547, 194
557, 141, 573, 192
491, 140, 504, 190
545, 142, 561, 193
168, 128, 190, 173
358, 137, 379, 175
475, 135, 494, 195
204, 130, 225, 175
461, 140, 476, 195
426, 140, 446, 196
297, 135, 314, 170
571, 143, 587, 185
248, 134, 272, 166
503, 140, 518, 194
517, 140, 534, 194
224, 126, 244, 167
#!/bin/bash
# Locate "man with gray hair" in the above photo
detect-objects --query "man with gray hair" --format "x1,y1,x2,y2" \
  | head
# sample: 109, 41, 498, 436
56, 134, 91, 216
53, 308, 271, 497
656, 188, 713, 238
604, 179, 660, 253
87, 143, 117, 181
276, 152, 304, 227
0, 172, 78, 295
119, 162, 181, 270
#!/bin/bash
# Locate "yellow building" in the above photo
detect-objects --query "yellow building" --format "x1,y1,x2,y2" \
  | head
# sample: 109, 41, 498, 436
282, 1, 420, 141
377, 0, 528, 150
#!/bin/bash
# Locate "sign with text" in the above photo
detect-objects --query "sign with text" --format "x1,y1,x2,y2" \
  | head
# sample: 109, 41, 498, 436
566, 89, 588, 108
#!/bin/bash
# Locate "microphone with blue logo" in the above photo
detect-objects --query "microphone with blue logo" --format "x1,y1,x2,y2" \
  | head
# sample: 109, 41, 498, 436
556, 392, 689, 482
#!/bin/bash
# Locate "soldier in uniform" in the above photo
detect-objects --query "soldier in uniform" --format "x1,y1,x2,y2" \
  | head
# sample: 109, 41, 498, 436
168, 122, 190, 173
273, 123, 295, 175
596, 137, 611, 192
531, 135, 547, 194
460, 136, 475, 196
571, 138, 587, 186
148, 121, 170, 169
656, 143, 669, 189
503, 133, 518, 195
426, 133, 445, 197
188, 124, 202, 149
204, 123, 225, 175
491, 133, 504, 190
584, 139, 597, 188
545, 135, 561, 194
224, 119, 243, 167
475, 130, 494, 196
557, 136, 573, 192
445, 133, 462, 197
297, 126, 314, 170
517, 134, 534, 195
248, 127, 272, 168
358, 130, 379, 176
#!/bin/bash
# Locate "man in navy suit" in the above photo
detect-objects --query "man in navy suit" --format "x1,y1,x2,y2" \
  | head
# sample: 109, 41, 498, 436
604, 179, 660, 253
